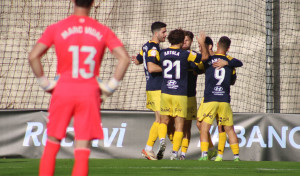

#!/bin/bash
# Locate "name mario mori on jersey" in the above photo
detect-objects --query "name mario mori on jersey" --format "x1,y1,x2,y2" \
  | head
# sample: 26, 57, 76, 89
61, 26, 103, 41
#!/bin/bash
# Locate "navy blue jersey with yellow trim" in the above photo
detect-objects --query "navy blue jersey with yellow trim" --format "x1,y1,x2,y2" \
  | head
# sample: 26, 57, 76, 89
187, 50, 202, 97
159, 47, 202, 96
136, 41, 162, 91
201, 54, 243, 103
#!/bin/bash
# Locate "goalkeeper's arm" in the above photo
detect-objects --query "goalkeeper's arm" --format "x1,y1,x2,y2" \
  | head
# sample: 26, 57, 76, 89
28, 43, 57, 92
99, 46, 130, 98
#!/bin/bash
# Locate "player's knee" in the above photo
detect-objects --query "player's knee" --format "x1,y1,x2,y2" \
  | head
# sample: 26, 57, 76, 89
48, 136, 61, 143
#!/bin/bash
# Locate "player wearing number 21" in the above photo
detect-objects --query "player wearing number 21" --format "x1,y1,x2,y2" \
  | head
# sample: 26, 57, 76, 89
28, 0, 130, 175
157, 29, 209, 160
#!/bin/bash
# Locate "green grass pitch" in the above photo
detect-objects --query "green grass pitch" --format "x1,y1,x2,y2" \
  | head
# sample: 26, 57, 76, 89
1, 159, 300, 176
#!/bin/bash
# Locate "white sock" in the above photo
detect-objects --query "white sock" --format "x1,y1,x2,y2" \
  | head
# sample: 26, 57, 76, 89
234, 154, 239, 159
202, 152, 208, 157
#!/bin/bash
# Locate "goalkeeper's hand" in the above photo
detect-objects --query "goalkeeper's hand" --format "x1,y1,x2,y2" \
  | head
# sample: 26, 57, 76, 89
37, 76, 59, 93
97, 77, 120, 101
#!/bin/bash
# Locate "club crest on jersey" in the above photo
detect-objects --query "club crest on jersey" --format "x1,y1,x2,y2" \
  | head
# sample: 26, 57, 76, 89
149, 49, 157, 57
166, 80, 179, 89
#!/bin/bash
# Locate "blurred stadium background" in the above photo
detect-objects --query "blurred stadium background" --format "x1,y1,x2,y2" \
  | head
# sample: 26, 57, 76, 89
0, 0, 299, 113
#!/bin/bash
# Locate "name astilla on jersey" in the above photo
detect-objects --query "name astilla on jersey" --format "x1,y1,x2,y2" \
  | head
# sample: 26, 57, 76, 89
164, 50, 180, 56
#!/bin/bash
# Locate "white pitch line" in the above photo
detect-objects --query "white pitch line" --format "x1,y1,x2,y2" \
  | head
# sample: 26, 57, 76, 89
87, 166, 300, 171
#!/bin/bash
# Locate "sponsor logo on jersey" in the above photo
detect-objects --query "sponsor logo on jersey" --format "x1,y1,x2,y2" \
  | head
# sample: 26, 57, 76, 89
175, 107, 182, 112
212, 86, 225, 95
161, 107, 170, 112
166, 80, 179, 89
214, 86, 223, 91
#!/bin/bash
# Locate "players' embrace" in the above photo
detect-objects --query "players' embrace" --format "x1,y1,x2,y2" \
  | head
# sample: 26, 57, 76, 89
134, 21, 243, 161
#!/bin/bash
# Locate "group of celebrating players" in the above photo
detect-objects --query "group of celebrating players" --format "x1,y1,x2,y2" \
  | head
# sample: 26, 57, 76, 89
132, 21, 243, 161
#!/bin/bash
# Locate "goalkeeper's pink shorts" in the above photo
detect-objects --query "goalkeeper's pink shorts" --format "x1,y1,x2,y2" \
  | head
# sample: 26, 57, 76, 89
47, 77, 103, 141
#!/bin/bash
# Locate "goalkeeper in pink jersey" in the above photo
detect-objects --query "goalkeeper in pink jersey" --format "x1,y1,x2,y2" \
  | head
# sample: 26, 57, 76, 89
28, 0, 130, 175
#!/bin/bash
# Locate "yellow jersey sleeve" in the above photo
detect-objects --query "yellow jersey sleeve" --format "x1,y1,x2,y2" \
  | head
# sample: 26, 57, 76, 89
147, 48, 160, 62
187, 50, 197, 62
226, 54, 234, 61
198, 61, 205, 71
232, 68, 236, 75
139, 49, 143, 56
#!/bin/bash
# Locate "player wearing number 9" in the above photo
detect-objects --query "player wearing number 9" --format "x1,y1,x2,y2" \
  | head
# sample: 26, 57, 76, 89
197, 36, 243, 161
157, 29, 209, 160
28, 0, 130, 175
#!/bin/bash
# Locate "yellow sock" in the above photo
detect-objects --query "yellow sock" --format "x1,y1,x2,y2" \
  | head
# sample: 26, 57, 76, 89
200, 141, 209, 153
172, 131, 184, 152
168, 133, 174, 144
218, 132, 226, 155
158, 123, 167, 140
146, 122, 159, 146
230, 143, 239, 155
181, 138, 189, 153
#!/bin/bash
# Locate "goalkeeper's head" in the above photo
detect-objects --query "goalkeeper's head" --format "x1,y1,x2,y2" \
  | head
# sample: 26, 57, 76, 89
74, 0, 94, 8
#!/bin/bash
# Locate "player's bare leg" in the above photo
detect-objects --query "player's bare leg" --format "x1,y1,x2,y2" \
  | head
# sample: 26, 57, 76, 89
170, 116, 184, 160
197, 120, 216, 160
224, 125, 240, 161
39, 136, 61, 176
167, 117, 175, 144
72, 140, 91, 176
157, 115, 170, 160
142, 111, 160, 160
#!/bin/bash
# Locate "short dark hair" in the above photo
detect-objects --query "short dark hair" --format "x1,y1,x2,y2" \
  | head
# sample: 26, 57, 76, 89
167, 29, 185, 45
205, 36, 213, 46
218, 36, 231, 50
75, 0, 94, 8
184, 31, 194, 41
151, 21, 167, 34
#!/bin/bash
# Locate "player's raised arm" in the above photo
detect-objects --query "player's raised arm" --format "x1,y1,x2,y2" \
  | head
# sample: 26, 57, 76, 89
197, 31, 209, 61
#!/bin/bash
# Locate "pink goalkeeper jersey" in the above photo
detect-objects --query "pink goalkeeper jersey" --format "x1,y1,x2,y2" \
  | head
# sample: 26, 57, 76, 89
38, 15, 123, 80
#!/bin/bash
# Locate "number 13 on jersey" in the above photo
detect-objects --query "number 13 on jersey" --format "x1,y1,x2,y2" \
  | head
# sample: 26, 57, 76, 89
69, 45, 97, 79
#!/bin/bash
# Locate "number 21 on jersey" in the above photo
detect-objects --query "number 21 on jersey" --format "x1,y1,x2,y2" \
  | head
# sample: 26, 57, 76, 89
163, 60, 180, 79
68, 45, 97, 79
